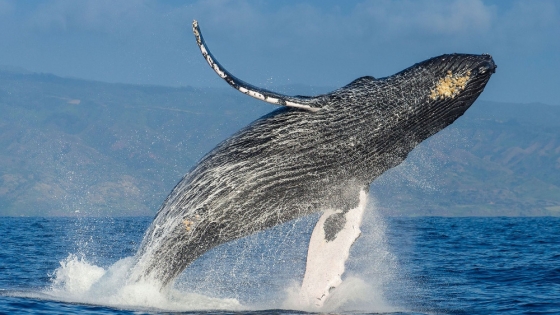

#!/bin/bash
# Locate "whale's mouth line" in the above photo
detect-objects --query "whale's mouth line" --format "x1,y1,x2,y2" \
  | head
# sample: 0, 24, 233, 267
459, 57, 496, 101
474, 59, 497, 76
468, 60, 496, 93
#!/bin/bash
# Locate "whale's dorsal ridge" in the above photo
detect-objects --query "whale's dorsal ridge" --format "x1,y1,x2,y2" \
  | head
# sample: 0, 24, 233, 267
193, 20, 322, 112
341, 76, 376, 89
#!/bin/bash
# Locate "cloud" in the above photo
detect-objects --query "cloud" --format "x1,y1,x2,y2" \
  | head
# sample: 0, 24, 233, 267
9, 0, 557, 55
405, 0, 493, 34
0, 0, 558, 104
25, 0, 155, 35
352, 0, 492, 36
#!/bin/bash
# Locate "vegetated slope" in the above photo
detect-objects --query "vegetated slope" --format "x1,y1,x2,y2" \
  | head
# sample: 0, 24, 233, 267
0, 70, 269, 216
0, 69, 558, 216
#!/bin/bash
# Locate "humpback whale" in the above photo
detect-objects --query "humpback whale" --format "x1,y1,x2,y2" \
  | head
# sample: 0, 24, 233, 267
129, 20, 496, 306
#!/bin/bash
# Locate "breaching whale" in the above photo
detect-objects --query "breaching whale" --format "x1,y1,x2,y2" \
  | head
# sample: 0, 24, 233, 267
129, 20, 496, 306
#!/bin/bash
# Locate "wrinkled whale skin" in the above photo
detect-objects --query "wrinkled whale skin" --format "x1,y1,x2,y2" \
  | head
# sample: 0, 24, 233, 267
130, 24, 496, 287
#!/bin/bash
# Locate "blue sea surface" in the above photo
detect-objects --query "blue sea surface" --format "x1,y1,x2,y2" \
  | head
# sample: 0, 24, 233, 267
0, 216, 559, 314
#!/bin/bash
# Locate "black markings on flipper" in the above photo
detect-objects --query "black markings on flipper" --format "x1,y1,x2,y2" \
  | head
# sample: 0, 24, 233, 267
323, 212, 347, 242
192, 20, 321, 112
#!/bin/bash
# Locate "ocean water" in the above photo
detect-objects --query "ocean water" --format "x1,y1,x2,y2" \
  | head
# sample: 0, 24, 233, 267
0, 212, 559, 314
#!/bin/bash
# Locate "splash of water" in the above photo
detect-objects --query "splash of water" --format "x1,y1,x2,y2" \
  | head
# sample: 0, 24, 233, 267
37, 196, 402, 313
283, 196, 402, 313
45, 255, 242, 312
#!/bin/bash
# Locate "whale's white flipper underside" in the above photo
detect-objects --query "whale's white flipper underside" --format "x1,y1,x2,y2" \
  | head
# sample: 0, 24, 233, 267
192, 20, 321, 112
298, 190, 368, 308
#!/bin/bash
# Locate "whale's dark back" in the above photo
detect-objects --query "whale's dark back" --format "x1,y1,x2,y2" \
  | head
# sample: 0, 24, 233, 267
131, 53, 496, 286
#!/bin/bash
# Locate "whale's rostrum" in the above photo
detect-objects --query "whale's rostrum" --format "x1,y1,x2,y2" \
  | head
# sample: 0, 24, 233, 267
129, 20, 496, 306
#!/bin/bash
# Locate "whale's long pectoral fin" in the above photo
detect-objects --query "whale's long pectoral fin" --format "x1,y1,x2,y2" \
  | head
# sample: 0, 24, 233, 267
298, 190, 368, 308
192, 20, 321, 112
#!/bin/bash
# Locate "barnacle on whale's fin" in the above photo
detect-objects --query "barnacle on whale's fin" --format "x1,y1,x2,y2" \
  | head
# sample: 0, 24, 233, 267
192, 20, 321, 112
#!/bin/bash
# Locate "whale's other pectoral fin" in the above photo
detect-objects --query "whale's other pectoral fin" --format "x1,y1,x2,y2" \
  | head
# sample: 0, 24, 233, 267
192, 20, 321, 112
298, 190, 368, 309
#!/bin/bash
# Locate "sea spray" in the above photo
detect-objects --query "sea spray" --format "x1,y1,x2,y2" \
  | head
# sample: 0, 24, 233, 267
46, 254, 242, 311
174, 215, 316, 305
340, 195, 402, 312
43, 217, 314, 311
282, 196, 401, 313
49, 254, 105, 294
44, 197, 401, 312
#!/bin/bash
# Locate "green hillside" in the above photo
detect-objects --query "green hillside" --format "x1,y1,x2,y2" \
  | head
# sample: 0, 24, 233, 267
0, 70, 558, 216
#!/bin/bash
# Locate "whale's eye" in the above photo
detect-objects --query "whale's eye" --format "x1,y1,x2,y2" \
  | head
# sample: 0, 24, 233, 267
429, 70, 471, 100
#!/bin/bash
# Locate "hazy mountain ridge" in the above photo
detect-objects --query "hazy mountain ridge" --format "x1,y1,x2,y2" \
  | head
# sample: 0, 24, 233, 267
0, 71, 270, 216
372, 102, 560, 216
0, 70, 558, 216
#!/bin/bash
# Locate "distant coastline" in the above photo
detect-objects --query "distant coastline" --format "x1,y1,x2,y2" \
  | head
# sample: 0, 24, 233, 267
1, 70, 559, 217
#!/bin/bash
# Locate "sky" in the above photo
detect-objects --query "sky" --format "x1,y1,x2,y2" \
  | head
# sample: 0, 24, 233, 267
0, 0, 558, 105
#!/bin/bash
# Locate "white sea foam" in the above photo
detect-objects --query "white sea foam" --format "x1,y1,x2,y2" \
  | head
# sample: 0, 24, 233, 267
44, 254, 242, 312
